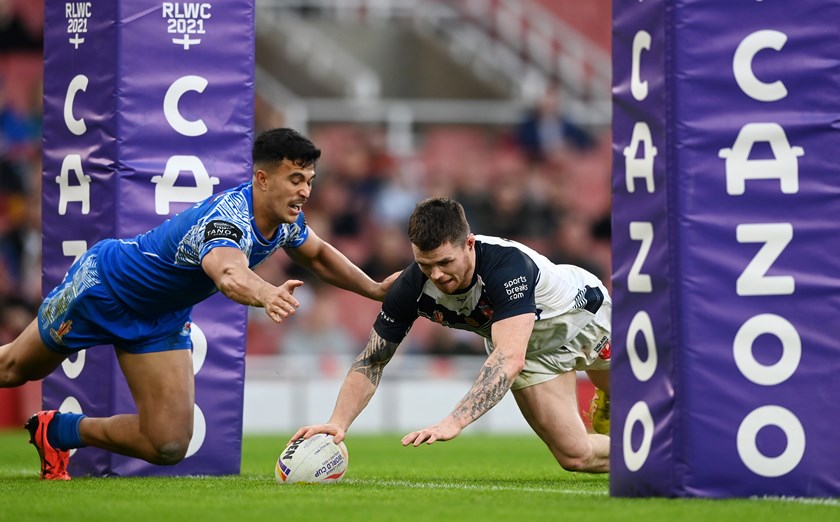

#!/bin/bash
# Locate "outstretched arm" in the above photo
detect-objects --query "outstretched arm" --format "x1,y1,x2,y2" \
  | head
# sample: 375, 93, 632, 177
290, 328, 400, 444
286, 229, 398, 301
202, 246, 303, 323
401, 313, 534, 446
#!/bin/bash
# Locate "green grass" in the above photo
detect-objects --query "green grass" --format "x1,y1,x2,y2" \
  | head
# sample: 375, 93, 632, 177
0, 429, 836, 522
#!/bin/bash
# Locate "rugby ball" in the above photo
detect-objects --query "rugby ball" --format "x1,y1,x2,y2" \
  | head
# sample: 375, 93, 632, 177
275, 434, 349, 484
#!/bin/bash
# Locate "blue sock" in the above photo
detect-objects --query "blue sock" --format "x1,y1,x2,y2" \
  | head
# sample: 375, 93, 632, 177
46, 412, 87, 450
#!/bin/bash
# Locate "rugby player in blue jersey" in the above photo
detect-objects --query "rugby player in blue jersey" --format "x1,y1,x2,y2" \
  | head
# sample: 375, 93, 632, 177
0, 128, 397, 480
292, 197, 611, 473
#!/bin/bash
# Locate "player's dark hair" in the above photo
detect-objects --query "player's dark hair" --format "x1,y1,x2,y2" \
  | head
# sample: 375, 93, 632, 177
253, 128, 321, 170
407, 197, 470, 251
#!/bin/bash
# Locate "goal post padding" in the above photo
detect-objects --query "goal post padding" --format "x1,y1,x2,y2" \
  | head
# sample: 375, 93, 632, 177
612, 0, 840, 497
41, 1, 254, 476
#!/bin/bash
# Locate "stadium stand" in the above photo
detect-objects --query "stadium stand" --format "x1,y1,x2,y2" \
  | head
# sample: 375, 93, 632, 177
0, 0, 611, 427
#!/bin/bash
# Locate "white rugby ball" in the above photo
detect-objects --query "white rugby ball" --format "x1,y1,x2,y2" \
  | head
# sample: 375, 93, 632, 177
275, 434, 349, 484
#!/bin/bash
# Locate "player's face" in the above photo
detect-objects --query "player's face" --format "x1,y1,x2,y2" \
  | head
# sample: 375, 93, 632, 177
263, 159, 316, 223
412, 235, 476, 294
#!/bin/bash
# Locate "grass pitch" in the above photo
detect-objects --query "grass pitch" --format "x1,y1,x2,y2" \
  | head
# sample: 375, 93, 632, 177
0, 429, 835, 522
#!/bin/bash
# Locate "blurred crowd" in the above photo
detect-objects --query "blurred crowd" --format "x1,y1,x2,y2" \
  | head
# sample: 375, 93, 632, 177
0, 1, 612, 360
0, 0, 43, 348
250, 84, 613, 358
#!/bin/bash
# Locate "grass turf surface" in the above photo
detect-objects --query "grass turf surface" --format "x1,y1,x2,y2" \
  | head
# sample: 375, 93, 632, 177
0, 429, 836, 521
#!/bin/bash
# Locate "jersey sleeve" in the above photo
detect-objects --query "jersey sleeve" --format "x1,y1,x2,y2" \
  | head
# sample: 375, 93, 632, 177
197, 192, 252, 260
372, 265, 421, 343
481, 246, 539, 322
201, 220, 245, 251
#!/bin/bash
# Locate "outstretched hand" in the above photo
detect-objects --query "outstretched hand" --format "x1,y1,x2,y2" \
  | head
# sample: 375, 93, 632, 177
288, 423, 347, 445
263, 280, 304, 323
401, 419, 462, 447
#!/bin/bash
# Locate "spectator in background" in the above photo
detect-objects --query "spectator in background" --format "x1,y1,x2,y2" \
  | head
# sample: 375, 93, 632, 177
0, 0, 42, 52
301, 126, 390, 260
515, 82, 595, 164
547, 214, 606, 282
0, 296, 32, 344
0, 137, 29, 306
0, 80, 42, 161
253, 92, 286, 134
361, 224, 413, 283
0, 0, 43, 347
467, 150, 556, 249
371, 159, 425, 228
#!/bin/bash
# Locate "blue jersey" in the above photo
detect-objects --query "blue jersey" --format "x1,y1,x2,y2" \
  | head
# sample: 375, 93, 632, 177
96, 181, 309, 316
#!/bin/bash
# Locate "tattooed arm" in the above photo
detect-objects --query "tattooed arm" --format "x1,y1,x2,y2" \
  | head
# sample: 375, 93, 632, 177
289, 328, 400, 444
401, 313, 535, 447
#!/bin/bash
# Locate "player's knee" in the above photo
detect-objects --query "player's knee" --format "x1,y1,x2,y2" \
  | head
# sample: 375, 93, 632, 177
149, 436, 191, 465
146, 424, 193, 465
0, 356, 29, 387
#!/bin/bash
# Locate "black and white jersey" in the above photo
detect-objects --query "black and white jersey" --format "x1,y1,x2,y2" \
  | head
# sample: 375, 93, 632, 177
373, 235, 607, 350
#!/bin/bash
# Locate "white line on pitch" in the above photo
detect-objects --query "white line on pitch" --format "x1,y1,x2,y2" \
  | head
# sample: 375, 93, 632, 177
754, 496, 840, 508
345, 478, 608, 495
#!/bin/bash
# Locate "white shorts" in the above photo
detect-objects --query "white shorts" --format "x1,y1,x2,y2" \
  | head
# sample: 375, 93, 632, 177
485, 288, 612, 391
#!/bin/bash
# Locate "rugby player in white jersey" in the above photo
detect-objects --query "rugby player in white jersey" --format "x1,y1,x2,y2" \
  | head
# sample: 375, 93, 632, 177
292, 197, 611, 473
0, 128, 397, 479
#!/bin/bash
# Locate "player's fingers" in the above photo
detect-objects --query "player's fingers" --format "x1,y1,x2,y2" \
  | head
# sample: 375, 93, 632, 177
278, 295, 299, 311
400, 432, 419, 446
266, 307, 283, 324
299, 424, 342, 442
268, 306, 293, 323
287, 426, 319, 445
414, 430, 433, 448
412, 431, 432, 447
288, 426, 315, 444
270, 297, 299, 318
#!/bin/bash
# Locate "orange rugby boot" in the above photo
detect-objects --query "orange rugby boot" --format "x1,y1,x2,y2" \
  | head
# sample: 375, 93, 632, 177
25, 410, 71, 480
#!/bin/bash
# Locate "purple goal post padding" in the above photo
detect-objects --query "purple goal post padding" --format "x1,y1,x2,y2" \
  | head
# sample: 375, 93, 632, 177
612, 0, 840, 497
42, 1, 255, 476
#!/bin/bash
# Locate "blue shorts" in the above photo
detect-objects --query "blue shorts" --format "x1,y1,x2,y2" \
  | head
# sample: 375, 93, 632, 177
38, 243, 193, 355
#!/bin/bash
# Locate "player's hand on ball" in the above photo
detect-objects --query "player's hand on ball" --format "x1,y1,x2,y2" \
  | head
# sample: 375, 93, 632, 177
401, 420, 462, 447
289, 423, 346, 445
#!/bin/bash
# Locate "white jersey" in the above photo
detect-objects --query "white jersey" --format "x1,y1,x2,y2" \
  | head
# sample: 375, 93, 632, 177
374, 235, 611, 358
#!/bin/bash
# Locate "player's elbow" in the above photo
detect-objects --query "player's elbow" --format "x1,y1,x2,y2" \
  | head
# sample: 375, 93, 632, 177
215, 268, 243, 299
556, 446, 601, 473
558, 454, 594, 473
506, 354, 526, 377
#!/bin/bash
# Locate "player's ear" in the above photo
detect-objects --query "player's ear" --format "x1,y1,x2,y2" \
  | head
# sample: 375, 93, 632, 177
254, 168, 268, 191
466, 234, 476, 250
